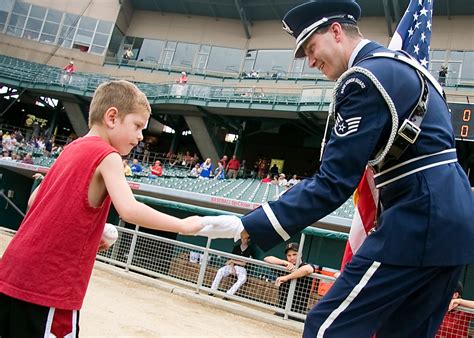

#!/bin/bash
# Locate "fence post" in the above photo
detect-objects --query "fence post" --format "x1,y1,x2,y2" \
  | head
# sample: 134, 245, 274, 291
283, 233, 307, 319
125, 224, 140, 272
109, 218, 125, 262
196, 237, 211, 293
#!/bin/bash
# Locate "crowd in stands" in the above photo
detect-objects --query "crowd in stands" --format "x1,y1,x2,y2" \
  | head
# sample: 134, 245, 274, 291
0, 129, 63, 163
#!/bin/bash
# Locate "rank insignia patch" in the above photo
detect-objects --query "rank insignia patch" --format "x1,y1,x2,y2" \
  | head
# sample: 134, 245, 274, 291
334, 113, 362, 137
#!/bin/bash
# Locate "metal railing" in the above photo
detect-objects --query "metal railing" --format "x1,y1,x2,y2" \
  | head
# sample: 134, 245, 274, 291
97, 224, 337, 321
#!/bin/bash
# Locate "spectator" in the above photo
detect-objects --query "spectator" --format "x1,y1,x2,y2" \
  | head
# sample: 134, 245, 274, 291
1, 150, 11, 160
21, 153, 34, 165
183, 151, 192, 167
271, 175, 279, 185
123, 160, 132, 177
14, 130, 24, 143
177, 71, 188, 84
257, 159, 267, 179
269, 164, 279, 177
130, 158, 142, 174
261, 174, 272, 183
192, 153, 199, 166
209, 237, 252, 298
44, 138, 53, 157
287, 174, 300, 187
122, 47, 133, 62
278, 173, 288, 186
436, 281, 474, 338
175, 72, 188, 98
143, 143, 150, 164
150, 160, 163, 177
190, 163, 201, 177
199, 158, 213, 179
239, 159, 247, 178
226, 155, 240, 179
438, 65, 448, 86
61, 60, 75, 86
220, 155, 228, 169
264, 243, 319, 317
214, 161, 225, 180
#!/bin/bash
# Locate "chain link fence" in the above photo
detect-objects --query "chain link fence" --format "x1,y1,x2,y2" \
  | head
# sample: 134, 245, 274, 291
97, 224, 337, 321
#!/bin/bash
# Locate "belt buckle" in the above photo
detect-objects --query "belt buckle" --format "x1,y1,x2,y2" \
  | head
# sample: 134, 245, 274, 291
398, 119, 421, 144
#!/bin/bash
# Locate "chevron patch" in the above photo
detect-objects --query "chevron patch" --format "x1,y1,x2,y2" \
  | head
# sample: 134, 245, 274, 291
334, 113, 362, 137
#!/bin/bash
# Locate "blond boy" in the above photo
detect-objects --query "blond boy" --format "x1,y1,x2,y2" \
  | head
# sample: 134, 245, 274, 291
0, 80, 202, 337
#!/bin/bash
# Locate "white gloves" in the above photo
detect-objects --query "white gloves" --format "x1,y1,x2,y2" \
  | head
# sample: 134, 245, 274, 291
196, 215, 244, 242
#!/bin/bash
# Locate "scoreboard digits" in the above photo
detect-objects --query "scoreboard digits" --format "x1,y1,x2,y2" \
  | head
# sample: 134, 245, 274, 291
450, 103, 474, 141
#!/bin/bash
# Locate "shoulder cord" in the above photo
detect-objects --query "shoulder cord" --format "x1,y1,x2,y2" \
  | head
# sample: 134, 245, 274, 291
323, 66, 399, 167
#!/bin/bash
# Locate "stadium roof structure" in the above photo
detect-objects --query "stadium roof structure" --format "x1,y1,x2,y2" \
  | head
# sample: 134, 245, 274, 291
129, 0, 474, 37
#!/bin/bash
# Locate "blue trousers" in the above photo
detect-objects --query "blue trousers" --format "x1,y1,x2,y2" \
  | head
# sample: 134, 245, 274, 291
304, 255, 462, 338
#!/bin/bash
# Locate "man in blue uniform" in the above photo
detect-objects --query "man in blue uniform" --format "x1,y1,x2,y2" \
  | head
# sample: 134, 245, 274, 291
198, 0, 474, 336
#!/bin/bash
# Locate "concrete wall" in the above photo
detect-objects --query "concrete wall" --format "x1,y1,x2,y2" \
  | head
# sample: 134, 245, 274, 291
0, 3, 473, 87
22, 0, 121, 22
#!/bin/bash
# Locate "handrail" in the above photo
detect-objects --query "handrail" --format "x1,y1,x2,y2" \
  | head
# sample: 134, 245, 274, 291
0, 54, 332, 107
0, 190, 26, 218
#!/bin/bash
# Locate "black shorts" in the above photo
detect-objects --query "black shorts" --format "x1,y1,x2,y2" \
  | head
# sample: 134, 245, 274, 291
0, 293, 79, 338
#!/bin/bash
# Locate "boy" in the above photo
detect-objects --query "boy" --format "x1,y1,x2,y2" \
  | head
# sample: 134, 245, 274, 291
264, 243, 318, 316
0, 80, 203, 337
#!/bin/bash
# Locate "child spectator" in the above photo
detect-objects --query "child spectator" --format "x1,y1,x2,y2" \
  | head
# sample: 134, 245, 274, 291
0, 80, 203, 336
265, 243, 319, 318
436, 282, 474, 338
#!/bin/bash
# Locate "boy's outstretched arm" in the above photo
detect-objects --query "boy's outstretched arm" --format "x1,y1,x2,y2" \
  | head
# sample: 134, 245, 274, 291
99, 153, 203, 235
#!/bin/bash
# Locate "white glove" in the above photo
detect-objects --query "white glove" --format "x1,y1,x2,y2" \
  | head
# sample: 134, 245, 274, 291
195, 215, 244, 242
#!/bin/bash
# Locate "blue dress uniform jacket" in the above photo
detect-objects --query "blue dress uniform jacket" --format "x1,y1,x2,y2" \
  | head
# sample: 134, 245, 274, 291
241, 41, 474, 267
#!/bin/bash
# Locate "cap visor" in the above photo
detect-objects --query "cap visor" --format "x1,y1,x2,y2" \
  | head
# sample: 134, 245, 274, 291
293, 27, 318, 58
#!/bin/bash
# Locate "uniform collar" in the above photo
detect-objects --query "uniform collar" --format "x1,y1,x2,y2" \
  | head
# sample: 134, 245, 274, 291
348, 39, 371, 68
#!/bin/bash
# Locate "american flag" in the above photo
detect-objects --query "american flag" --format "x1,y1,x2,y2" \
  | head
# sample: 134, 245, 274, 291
340, 0, 435, 271
388, 0, 434, 68
340, 167, 378, 271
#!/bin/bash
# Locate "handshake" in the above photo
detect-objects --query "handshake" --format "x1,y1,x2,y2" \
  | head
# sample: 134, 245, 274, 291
193, 215, 249, 242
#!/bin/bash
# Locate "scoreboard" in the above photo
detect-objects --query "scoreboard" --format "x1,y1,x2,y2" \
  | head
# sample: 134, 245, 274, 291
450, 103, 474, 141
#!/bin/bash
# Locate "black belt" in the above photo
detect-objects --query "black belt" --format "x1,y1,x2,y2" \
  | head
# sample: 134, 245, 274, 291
386, 70, 429, 161
374, 149, 458, 188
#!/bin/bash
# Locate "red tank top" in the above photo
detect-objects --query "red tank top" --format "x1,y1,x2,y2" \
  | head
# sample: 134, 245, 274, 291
0, 136, 117, 310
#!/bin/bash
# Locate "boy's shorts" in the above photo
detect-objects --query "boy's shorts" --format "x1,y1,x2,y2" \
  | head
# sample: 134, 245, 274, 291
0, 293, 79, 337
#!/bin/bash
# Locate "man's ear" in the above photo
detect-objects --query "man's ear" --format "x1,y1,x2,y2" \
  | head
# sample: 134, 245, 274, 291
103, 107, 119, 128
331, 22, 343, 42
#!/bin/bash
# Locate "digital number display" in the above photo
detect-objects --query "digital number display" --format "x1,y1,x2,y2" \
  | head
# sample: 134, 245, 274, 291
450, 103, 474, 141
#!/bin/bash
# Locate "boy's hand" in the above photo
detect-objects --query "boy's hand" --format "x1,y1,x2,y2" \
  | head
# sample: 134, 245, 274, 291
448, 298, 461, 311
275, 275, 289, 287
32, 173, 44, 180
181, 216, 206, 235
98, 239, 111, 252
284, 261, 295, 272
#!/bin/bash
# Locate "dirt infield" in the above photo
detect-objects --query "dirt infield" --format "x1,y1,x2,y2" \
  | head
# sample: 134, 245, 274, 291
0, 231, 301, 337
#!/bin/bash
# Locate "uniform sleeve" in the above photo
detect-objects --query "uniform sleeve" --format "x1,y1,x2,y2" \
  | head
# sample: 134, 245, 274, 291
242, 73, 391, 251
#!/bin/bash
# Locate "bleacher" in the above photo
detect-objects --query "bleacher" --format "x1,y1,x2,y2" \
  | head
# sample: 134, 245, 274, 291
1, 155, 355, 219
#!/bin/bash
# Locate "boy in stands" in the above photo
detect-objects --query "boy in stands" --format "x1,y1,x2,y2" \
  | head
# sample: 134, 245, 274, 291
0, 80, 203, 337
